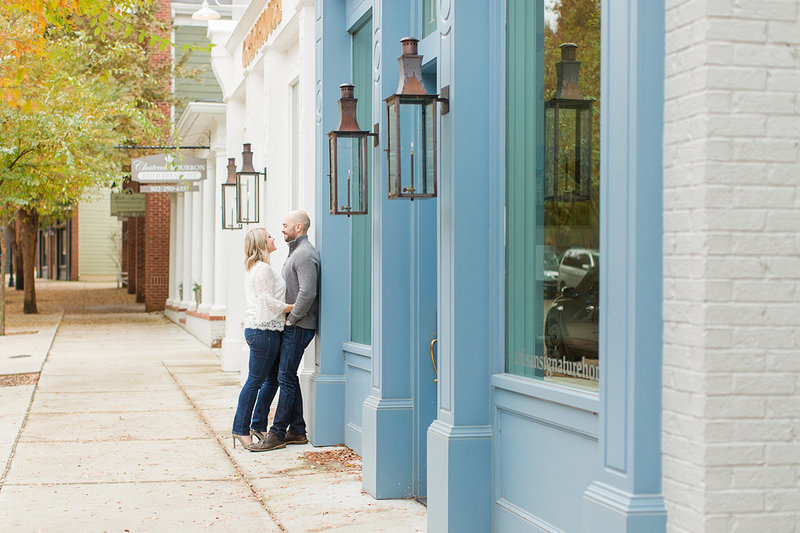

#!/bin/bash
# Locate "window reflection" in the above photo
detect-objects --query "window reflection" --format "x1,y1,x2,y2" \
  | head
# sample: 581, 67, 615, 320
504, 0, 600, 391
542, 0, 601, 390
544, 265, 599, 384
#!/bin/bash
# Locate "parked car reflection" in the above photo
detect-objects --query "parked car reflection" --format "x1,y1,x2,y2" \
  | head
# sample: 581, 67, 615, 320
545, 264, 599, 361
557, 247, 598, 292
543, 247, 560, 299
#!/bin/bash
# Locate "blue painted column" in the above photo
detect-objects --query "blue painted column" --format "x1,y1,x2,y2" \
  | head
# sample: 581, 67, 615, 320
426, 1, 493, 531
582, 0, 667, 530
309, 0, 350, 446
360, 0, 419, 499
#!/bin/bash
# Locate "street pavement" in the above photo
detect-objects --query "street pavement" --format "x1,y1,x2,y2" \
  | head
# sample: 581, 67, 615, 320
0, 291, 425, 532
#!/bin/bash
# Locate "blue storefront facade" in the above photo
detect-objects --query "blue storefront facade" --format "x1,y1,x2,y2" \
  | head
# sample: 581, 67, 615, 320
306, 1, 666, 531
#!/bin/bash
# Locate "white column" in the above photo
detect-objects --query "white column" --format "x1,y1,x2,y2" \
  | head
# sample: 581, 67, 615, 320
221, 227, 246, 374
211, 151, 227, 318
221, 98, 247, 373
174, 195, 185, 305
198, 158, 216, 314
167, 195, 178, 307
299, 4, 316, 236
297, 3, 317, 394
181, 191, 194, 309
190, 184, 203, 309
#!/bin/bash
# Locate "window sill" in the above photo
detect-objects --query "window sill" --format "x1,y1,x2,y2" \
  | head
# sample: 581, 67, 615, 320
342, 341, 372, 357
492, 373, 599, 414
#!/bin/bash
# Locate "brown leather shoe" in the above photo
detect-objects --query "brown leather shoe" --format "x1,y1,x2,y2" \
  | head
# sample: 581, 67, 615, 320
248, 432, 285, 452
285, 430, 308, 445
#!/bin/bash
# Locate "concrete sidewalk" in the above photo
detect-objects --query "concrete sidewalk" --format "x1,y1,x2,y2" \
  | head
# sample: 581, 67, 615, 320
0, 311, 62, 482
0, 310, 425, 531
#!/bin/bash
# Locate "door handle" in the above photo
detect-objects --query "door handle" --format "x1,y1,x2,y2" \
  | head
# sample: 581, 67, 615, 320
430, 338, 438, 383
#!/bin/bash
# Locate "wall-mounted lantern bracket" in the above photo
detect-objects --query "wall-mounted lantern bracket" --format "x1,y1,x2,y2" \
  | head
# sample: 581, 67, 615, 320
437, 85, 450, 115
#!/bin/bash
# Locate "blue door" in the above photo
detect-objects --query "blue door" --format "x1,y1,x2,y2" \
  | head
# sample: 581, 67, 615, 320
413, 197, 437, 500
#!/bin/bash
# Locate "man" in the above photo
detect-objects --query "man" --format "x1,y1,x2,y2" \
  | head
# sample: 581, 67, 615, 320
250, 210, 319, 451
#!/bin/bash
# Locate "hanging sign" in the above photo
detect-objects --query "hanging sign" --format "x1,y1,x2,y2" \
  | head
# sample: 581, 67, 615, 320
110, 190, 146, 217
140, 184, 199, 193
131, 153, 207, 183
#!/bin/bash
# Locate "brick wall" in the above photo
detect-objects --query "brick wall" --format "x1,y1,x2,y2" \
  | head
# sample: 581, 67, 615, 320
126, 218, 137, 295
144, 193, 170, 311
663, 1, 800, 532
141, 0, 172, 312
135, 217, 145, 303
121, 219, 128, 279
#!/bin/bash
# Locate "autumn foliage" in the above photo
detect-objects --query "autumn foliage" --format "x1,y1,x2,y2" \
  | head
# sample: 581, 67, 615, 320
0, 0, 179, 314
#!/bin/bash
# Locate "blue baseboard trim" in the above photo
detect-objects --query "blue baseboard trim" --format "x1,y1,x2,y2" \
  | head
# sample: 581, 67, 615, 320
582, 482, 666, 532
345, 422, 363, 455
495, 498, 562, 533
428, 419, 493, 440
307, 372, 345, 446
427, 420, 493, 533
361, 395, 414, 498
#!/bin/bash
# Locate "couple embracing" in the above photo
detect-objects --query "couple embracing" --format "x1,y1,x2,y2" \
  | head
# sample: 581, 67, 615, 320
231, 210, 319, 452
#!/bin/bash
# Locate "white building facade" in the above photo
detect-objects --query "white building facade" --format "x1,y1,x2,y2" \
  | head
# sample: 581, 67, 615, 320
166, 0, 318, 387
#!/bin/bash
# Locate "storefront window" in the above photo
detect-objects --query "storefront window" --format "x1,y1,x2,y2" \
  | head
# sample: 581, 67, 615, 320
422, 0, 437, 38
350, 17, 372, 344
506, 0, 600, 391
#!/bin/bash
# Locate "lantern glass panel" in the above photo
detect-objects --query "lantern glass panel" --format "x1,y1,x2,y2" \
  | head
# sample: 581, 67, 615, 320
423, 99, 435, 194
331, 133, 368, 215
544, 101, 592, 202
328, 137, 337, 213
387, 100, 398, 197
237, 173, 259, 223
221, 183, 241, 230
387, 96, 437, 199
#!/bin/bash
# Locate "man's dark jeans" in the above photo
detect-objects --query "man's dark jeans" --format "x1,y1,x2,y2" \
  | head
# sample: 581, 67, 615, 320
268, 325, 315, 439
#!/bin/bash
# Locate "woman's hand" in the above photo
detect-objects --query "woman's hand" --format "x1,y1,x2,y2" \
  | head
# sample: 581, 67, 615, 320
284, 304, 294, 314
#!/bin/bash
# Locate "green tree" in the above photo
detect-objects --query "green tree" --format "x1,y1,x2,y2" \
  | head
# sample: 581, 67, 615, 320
0, 1, 177, 110
0, 4, 175, 314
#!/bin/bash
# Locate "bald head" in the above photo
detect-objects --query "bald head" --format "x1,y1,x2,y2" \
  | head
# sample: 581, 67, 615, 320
282, 210, 311, 242
287, 210, 310, 232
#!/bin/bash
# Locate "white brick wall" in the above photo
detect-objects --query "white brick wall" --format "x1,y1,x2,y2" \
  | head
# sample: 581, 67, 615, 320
663, 1, 800, 532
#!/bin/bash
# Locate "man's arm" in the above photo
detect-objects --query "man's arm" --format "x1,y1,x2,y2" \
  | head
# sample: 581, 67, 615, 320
287, 252, 318, 323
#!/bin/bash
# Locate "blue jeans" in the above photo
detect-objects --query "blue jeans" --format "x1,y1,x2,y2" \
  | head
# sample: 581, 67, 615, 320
268, 325, 315, 439
250, 359, 279, 432
232, 328, 281, 436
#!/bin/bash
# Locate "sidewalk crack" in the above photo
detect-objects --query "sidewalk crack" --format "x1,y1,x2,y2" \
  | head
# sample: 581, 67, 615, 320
162, 361, 287, 533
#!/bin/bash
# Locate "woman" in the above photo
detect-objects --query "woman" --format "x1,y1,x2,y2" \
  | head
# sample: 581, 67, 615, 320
231, 227, 293, 450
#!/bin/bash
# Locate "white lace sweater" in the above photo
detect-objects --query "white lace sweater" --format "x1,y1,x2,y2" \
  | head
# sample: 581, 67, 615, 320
244, 261, 287, 331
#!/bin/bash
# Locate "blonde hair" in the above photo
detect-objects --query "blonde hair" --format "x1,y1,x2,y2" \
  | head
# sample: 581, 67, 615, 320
244, 227, 270, 270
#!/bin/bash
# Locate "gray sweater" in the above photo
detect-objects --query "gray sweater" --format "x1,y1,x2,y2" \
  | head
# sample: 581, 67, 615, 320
283, 234, 320, 329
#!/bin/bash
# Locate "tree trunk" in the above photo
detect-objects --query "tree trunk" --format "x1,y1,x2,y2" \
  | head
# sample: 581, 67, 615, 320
18, 207, 38, 314
11, 219, 23, 290
0, 225, 6, 335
